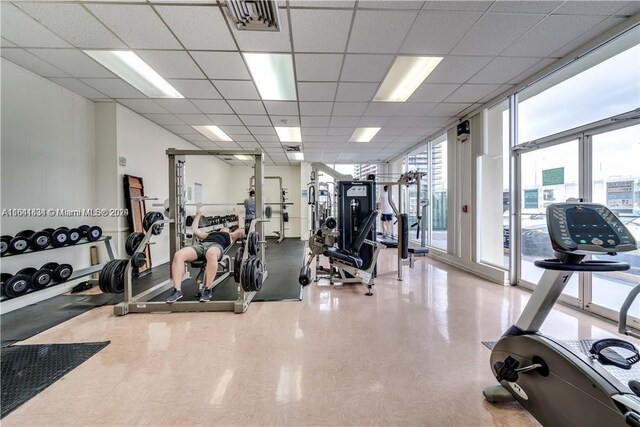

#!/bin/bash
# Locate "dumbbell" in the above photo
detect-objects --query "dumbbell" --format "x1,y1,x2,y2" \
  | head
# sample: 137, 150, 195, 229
41, 262, 74, 283
16, 267, 54, 291
6, 230, 34, 254
1, 272, 31, 298
1, 235, 13, 256
43, 228, 69, 248
85, 225, 102, 242
58, 227, 82, 245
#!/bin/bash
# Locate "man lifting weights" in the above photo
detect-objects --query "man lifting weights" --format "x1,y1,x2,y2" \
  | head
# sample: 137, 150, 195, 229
166, 204, 244, 303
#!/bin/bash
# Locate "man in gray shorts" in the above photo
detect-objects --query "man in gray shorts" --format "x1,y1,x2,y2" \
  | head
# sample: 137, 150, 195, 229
167, 205, 244, 303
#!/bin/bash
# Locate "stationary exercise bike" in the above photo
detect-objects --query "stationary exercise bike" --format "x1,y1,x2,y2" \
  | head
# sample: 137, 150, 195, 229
484, 202, 640, 426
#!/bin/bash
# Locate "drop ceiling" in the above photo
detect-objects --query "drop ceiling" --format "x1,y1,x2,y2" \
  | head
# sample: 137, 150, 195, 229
1, 0, 638, 166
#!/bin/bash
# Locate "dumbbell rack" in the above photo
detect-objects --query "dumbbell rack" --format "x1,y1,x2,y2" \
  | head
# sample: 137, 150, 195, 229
0, 237, 118, 314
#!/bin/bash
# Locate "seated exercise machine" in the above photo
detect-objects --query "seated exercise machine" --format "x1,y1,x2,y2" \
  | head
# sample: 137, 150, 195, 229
483, 202, 640, 426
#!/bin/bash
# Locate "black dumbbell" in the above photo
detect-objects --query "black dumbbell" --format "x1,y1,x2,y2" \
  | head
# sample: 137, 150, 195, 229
86, 226, 102, 242
42, 262, 74, 283
44, 227, 69, 247
31, 267, 54, 290
2, 273, 31, 298
8, 230, 33, 254
1, 235, 12, 256
30, 230, 52, 250
78, 225, 90, 238
66, 228, 82, 245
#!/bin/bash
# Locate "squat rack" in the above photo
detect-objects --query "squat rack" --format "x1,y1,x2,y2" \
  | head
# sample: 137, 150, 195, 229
113, 149, 266, 315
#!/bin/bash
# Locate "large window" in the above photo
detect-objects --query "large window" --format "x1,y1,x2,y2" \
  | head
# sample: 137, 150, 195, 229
479, 99, 510, 268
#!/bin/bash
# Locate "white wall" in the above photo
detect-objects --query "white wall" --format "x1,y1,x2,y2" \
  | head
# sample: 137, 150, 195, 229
1, 59, 96, 275
228, 164, 302, 238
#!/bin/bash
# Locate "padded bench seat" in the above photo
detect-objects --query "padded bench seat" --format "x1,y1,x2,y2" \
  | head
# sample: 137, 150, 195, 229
323, 247, 363, 268
408, 247, 429, 255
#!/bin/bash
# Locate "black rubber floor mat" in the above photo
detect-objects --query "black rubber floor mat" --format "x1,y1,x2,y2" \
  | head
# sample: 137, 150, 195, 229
1, 341, 109, 418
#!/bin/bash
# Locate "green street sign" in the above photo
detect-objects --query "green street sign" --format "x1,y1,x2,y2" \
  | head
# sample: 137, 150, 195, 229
542, 167, 564, 186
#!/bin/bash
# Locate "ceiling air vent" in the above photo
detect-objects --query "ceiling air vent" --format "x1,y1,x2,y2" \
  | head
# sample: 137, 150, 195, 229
226, 0, 280, 32
283, 145, 300, 152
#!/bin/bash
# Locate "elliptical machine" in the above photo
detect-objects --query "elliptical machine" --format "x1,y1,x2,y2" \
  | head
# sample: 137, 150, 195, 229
484, 202, 640, 426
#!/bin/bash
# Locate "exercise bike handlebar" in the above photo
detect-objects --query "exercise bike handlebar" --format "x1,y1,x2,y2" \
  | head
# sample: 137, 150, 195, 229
534, 259, 630, 272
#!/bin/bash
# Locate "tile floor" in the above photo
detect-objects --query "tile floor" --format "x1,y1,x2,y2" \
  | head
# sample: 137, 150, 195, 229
3, 249, 634, 426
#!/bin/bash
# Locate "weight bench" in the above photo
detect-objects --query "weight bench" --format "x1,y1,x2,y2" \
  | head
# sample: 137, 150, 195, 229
189, 242, 234, 297
323, 210, 384, 295
408, 247, 429, 268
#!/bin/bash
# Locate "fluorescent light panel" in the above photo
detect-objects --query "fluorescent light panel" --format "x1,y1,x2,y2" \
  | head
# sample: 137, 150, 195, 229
244, 53, 297, 101
287, 152, 304, 161
234, 154, 252, 161
192, 125, 233, 142
350, 127, 381, 142
275, 127, 302, 143
84, 50, 183, 98
374, 56, 443, 102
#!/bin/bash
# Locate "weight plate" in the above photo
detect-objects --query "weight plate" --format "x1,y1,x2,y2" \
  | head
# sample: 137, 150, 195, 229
9, 236, 29, 253
131, 252, 146, 269
42, 262, 59, 271
58, 227, 69, 231
87, 226, 102, 242
125, 232, 144, 256
0, 273, 12, 284
16, 230, 35, 238
50, 229, 68, 247
254, 259, 263, 292
111, 259, 128, 294
233, 249, 243, 283
1, 236, 11, 256
30, 231, 51, 250
17, 267, 37, 277
54, 264, 73, 282
99, 260, 117, 294
43, 228, 55, 234
3, 274, 31, 298
298, 266, 311, 287
265, 205, 272, 219
67, 228, 81, 245
31, 269, 53, 290
240, 258, 251, 292
247, 232, 260, 256
78, 225, 90, 237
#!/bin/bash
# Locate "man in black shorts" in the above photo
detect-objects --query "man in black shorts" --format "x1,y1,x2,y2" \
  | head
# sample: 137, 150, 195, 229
167, 205, 244, 303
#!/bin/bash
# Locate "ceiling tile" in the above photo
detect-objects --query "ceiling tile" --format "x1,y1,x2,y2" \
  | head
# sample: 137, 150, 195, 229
501, 15, 605, 58
81, 78, 146, 98
332, 102, 368, 116
550, 16, 627, 58
335, 82, 378, 101
327, 127, 355, 135
167, 79, 221, 99
616, 2, 640, 16
553, 1, 631, 15
49, 78, 107, 99
488, 1, 563, 13
301, 128, 328, 136
469, 57, 542, 84
401, 11, 481, 54
154, 99, 200, 114
508, 58, 556, 84
403, 127, 438, 136
270, 115, 300, 126
396, 102, 437, 116
264, 101, 299, 116
422, 1, 493, 12
369, 134, 396, 143
248, 126, 277, 135
444, 84, 501, 103
357, 116, 391, 127
192, 99, 233, 114
298, 82, 338, 101
295, 54, 343, 81
231, 134, 256, 142
301, 116, 331, 127
1, 38, 16, 47
451, 13, 545, 56
136, 50, 204, 78
298, 101, 332, 116
427, 102, 473, 116
230, 8, 292, 52
363, 103, 401, 117
348, 10, 417, 53
143, 113, 185, 125
176, 114, 212, 125
86, 4, 180, 49
424, 56, 492, 83
377, 127, 405, 136
329, 116, 360, 127
220, 125, 250, 135
191, 52, 250, 80
0, 3, 71, 48
163, 125, 199, 135
228, 100, 266, 114
28, 49, 114, 78
256, 135, 280, 142
207, 114, 243, 125
407, 83, 460, 102
214, 81, 260, 100
16, 3, 126, 49
480, 85, 513, 103
417, 116, 452, 127
1, 48, 68, 78
341, 54, 393, 82
359, 1, 424, 9
240, 115, 272, 126
116, 99, 168, 114
290, 9, 353, 52
155, 5, 237, 50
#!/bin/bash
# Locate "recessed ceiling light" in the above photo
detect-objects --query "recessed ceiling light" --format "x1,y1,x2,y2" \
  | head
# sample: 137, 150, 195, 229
84, 50, 183, 98
234, 154, 252, 161
287, 152, 304, 161
244, 53, 296, 101
192, 125, 233, 142
275, 126, 302, 143
374, 56, 443, 102
349, 127, 381, 142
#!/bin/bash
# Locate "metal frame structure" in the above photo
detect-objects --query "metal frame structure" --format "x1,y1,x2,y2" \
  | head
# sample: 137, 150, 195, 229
113, 149, 266, 315
249, 175, 290, 243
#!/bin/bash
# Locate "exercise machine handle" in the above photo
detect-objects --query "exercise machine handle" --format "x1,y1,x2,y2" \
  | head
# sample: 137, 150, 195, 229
533, 259, 630, 272
620, 284, 640, 339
